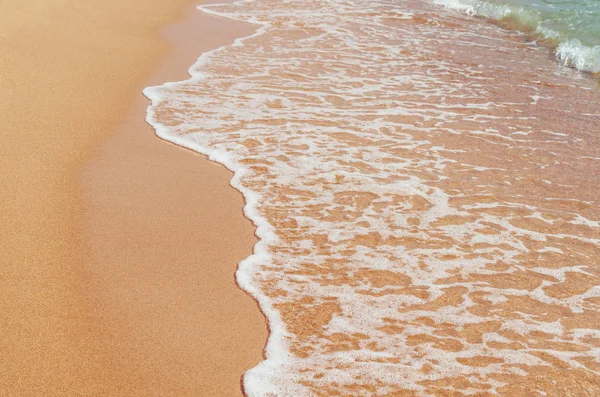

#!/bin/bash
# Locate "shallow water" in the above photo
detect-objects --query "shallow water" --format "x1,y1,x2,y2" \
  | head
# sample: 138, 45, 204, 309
433, 0, 600, 72
145, 0, 600, 395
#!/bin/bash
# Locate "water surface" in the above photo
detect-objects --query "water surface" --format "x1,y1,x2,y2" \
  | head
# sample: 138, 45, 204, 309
146, 0, 600, 395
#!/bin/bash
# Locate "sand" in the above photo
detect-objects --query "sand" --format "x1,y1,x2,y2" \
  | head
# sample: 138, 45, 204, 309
0, 1, 265, 396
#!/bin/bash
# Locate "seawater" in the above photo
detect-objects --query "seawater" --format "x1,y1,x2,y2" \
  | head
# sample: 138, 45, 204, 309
144, 0, 600, 395
434, 0, 600, 72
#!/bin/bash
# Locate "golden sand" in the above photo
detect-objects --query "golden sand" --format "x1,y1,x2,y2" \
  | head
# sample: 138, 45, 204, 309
0, 1, 265, 395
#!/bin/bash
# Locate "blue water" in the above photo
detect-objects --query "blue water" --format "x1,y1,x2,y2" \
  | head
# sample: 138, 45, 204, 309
433, 0, 600, 72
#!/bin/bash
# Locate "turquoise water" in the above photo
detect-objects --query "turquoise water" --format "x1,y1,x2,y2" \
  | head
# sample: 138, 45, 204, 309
433, 0, 600, 72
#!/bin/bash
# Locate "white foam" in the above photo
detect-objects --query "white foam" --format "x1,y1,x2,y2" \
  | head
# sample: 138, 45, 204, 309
556, 39, 600, 73
144, 0, 600, 394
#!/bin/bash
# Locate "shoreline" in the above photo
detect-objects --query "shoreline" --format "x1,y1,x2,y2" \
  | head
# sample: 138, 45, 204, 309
81, 4, 266, 395
1, 0, 265, 395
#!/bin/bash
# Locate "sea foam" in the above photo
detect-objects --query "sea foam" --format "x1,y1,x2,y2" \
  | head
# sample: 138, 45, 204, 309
145, 0, 600, 395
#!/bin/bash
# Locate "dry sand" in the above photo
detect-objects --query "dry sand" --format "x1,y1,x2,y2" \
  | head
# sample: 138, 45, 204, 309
1, 1, 265, 396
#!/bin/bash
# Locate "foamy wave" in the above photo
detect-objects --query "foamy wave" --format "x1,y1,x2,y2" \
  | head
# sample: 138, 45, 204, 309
556, 39, 600, 73
432, 0, 600, 73
145, 0, 600, 395
432, 0, 512, 19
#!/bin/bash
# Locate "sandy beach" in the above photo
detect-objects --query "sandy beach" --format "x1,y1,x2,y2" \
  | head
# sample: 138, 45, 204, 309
1, 1, 265, 395
3, 0, 600, 395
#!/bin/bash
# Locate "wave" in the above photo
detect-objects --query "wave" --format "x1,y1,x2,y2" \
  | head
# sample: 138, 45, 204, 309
432, 0, 600, 73
556, 39, 600, 73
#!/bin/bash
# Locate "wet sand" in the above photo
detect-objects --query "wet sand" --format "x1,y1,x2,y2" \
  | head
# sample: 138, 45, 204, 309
1, 1, 265, 395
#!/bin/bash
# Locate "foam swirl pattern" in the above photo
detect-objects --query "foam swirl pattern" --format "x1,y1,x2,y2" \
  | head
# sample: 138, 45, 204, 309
144, 0, 600, 395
